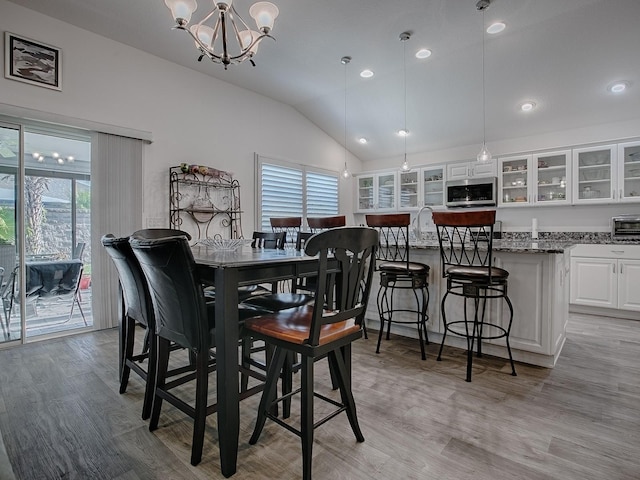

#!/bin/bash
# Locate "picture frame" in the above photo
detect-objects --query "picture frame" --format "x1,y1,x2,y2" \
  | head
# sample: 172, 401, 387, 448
4, 32, 62, 91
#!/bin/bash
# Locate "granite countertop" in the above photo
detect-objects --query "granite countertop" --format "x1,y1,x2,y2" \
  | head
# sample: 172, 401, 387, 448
410, 239, 571, 254
410, 232, 640, 254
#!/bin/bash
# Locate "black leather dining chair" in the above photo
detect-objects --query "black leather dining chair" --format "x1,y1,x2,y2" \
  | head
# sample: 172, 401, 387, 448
245, 226, 378, 480
129, 231, 268, 466
101, 229, 193, 419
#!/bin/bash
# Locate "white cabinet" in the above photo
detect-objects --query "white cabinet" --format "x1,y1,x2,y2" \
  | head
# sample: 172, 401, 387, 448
533, 150, 571, 205
398, 166, 445, 210
499, 151, 572, 207
570, 244, 640, 312
572, 144, 616, 203
421, 166, 445, 207
447, 160, 496, 181
618, 141, 640, 203
498, 155, 532, 206
355, 172, 397, 212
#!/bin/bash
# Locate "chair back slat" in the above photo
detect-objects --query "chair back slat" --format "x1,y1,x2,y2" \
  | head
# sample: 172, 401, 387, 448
252, 231, 286, 249
304, 226, 378, 346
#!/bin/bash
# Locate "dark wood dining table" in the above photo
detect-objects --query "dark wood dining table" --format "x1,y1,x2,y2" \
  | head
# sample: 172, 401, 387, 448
191, 245, 321, 478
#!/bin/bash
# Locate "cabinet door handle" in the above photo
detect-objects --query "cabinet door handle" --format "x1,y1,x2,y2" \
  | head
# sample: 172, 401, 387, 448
613, 264, 616, 274
620, 189, 623, 199
611, 250, 625, 254
620, 264, 623, 274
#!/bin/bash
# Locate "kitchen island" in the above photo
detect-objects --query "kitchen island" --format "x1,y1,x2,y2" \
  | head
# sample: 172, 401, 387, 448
364, 239, 572, 368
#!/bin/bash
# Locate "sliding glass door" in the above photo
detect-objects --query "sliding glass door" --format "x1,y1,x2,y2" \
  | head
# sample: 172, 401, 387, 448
0, 120, 92, 344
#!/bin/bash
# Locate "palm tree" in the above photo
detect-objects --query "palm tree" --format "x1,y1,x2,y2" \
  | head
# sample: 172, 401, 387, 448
25, 176, 49, 254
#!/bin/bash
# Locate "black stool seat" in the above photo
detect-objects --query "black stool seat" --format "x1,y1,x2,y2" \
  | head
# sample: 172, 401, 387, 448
379, 261, 430, 275
447, 265, 508, 282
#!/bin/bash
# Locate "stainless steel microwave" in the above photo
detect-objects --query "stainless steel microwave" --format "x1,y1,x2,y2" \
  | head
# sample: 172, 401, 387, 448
445, 177, 497, 208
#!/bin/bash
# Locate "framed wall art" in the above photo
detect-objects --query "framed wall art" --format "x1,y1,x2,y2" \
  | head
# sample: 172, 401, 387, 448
4, 32, 62, 91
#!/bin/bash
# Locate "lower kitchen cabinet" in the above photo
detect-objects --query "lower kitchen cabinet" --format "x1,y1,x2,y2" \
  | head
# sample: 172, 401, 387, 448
364, 247, 569, 367
570, 244, 640, 312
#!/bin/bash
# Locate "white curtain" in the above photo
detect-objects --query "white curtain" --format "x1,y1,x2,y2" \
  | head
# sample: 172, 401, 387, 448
90, 133, 144, 330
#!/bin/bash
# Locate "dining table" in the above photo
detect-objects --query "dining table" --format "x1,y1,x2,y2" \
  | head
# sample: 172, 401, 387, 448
191, 244, 321, 478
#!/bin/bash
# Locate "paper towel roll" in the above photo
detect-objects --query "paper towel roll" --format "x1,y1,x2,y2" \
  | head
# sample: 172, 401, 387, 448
532, 217, 538, 239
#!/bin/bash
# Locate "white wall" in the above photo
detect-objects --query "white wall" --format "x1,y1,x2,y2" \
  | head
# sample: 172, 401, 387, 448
0, 0, 361, 233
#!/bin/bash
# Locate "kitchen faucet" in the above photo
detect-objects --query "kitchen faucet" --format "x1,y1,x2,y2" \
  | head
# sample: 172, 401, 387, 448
414, 205, 433, 241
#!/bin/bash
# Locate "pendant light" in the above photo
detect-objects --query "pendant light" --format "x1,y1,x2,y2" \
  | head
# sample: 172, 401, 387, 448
400, 31, 411, 172
341, 56, 351, 179
476, 0, 492, 164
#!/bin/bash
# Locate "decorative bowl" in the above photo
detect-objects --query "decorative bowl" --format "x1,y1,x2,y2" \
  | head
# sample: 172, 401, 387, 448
198, 238, 252, 251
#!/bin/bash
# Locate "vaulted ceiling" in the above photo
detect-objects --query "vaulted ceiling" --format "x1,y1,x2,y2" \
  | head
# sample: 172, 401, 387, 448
7, 0, 640, 163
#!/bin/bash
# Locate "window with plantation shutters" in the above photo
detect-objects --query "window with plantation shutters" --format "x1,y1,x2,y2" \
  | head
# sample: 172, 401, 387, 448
256, 155, 339, 231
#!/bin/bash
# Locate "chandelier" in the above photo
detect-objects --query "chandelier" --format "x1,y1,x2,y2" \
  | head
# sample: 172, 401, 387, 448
164, 0, 279, 69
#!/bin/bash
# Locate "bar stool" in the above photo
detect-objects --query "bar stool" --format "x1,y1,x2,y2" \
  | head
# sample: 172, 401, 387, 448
365, 214, 430, 360
432, 210, 517, 382
270, 216, 301, 248
307, 215, 346, 232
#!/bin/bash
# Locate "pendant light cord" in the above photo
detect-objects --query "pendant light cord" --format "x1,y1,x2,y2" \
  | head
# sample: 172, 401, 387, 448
481, 7, 486, 147
403, 36, 407, 163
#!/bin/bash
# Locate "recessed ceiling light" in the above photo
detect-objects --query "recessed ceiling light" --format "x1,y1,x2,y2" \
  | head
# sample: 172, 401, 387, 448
398, 129, 409, 137
487, 22, 506, 34
608, 81, 629, 94
415, 48, 432, 59
360, 69, 374, 78
358, 137, 368, 144
520, 101, 536, 112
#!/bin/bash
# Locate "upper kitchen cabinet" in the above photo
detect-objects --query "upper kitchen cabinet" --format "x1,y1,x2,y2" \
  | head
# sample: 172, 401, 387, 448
533, 150, 571, 206
618, 141, 640, 203
498, 155, 532, 206
398, 170, 419, 209
421, 165, 445, 207
355, 171, 397, 212
398, 166, 445, 210
572, 144, 615, 204
446, 160, 496, 181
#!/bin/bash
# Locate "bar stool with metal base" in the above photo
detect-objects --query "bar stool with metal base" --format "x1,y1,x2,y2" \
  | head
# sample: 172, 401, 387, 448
365, 213, 430, 360
432, 209, 517, 382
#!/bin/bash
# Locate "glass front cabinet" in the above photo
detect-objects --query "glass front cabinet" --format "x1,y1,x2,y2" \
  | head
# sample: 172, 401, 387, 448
398, 166, 445, 209
421, 166, 445, 207
533, 150, 571, 205
572, 145, 616, 204
498, 155, 532, 206
355, 172, 397, 212
618, 141, 640, 203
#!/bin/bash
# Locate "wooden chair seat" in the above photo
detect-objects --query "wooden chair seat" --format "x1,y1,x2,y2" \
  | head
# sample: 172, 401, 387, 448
244, 305, 360, 346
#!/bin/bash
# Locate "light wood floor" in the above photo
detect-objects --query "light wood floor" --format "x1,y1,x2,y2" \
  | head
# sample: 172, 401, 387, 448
0, 313, 639, 480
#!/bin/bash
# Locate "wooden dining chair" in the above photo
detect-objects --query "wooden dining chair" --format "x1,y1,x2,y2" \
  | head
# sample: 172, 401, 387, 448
245, 226, 378, 480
